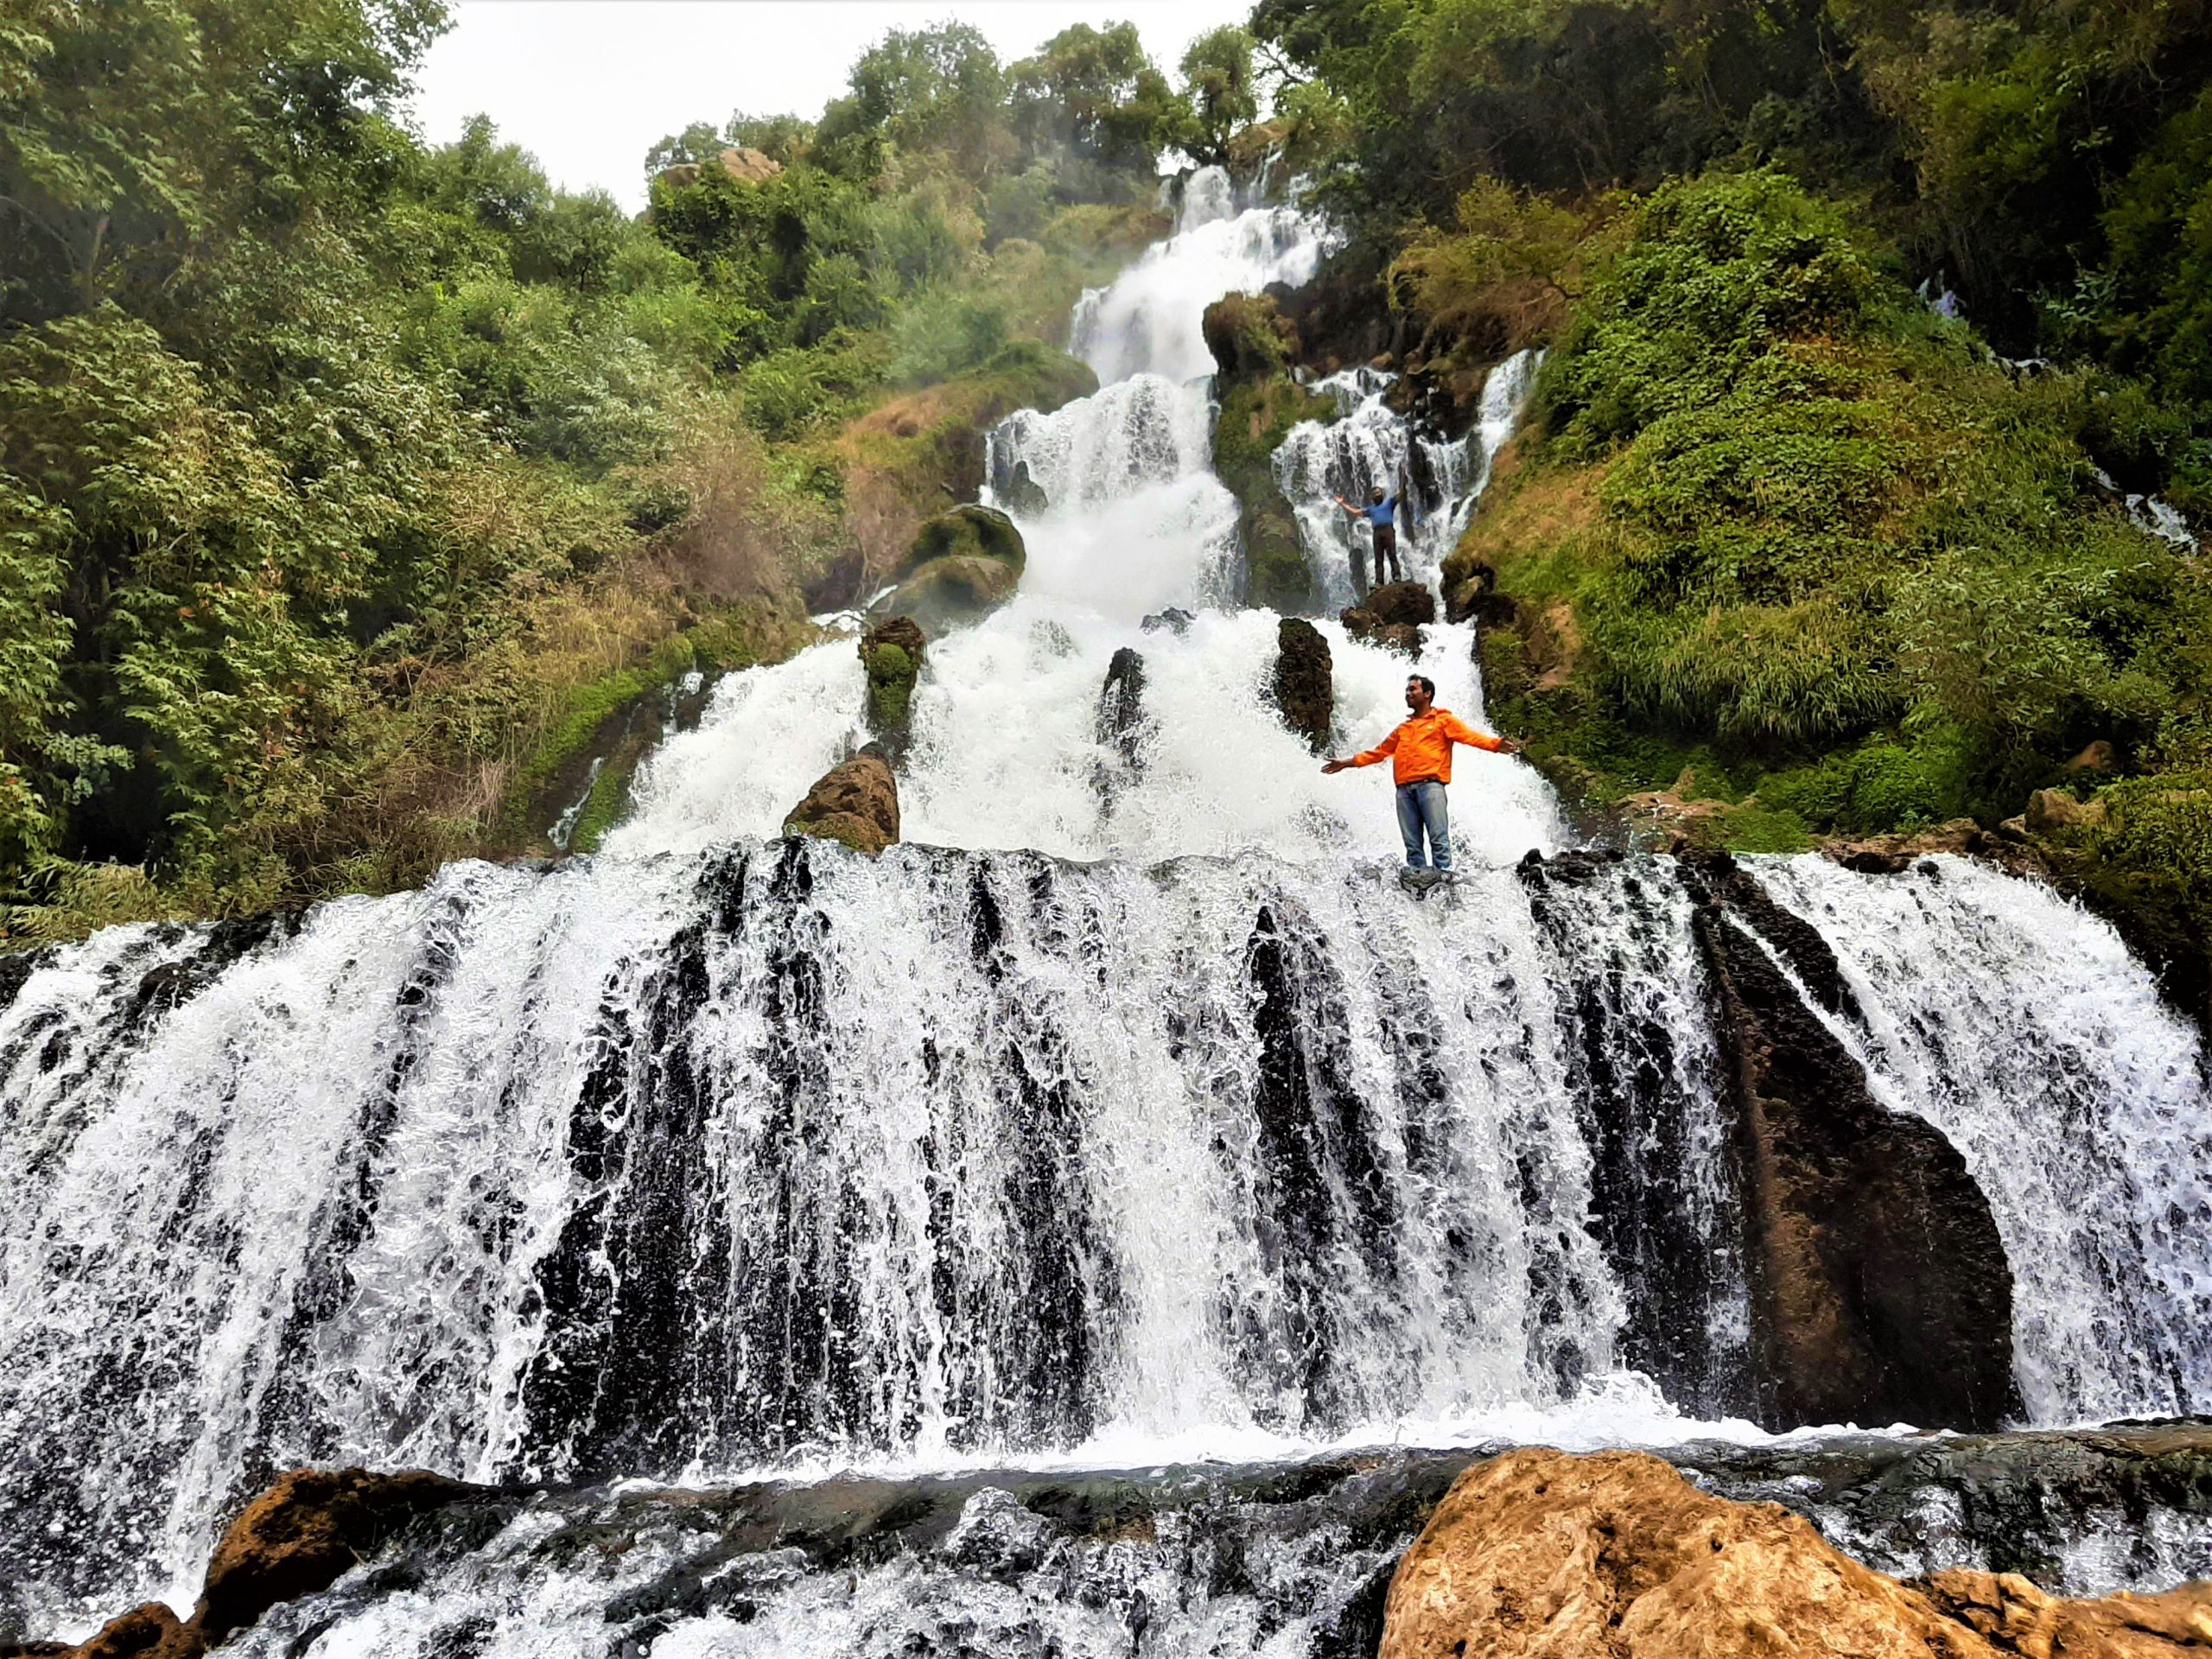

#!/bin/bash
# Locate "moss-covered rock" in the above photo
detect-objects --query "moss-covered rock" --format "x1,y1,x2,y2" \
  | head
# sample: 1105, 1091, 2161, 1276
898, 504, 1027, 582
785, 745, 900, 856
812, 345, 1093, 608
1213, 374, 1335, 613
860, 616, 927, 759
879, 553, 1020, 634
1203, 293, 1301, 381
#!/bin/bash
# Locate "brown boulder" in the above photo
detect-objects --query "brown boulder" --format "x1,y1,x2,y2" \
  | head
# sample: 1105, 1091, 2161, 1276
1379, 1448, 2212, 1659
1273, 617, 1334, 752
785, 745, 899, 856
2026, 787, 2107, 836
1685, 854, 2015, 1430
2069, 739, 2120, 772
50, 1468, 481, 1659
715, 145, 781, 185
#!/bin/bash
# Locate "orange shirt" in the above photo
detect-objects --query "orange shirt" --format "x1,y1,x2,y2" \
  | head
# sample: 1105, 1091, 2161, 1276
1351, 707, 1507, 785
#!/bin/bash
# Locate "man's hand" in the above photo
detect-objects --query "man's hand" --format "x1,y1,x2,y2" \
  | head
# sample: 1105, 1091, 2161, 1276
1497, 738, 1524, 755
1321, 758, 1351, 774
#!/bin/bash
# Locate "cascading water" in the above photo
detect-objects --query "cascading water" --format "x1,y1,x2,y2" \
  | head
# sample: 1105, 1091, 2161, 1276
2, 164, 2209, 1643
1273, 350, 1538, 608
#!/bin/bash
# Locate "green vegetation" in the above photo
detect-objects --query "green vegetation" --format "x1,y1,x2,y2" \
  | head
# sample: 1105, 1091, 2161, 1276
0, 2, 1250, 943
1256, 0, 2209, 999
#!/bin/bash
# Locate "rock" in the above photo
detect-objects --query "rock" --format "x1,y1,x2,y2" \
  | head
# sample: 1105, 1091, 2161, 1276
1916, 1567, 2212, 1653
1342, 582, 1435, 653
897, 504, 1027, 583
48, 1469, 486, 1659
859, 617, 925, 760
1351, 581, 1435, 628
715, 145, 781, 185
1201, 292, 1300, 381
196, 1468, 480, 1648
1619, 789, 1732, 846
1097, 647, 1147, 766
2069, 739, 2120, 772
1819, 819, 2046, 880
1378, 1447, 2212, 1659
878, 554, 1020, 634
1273, 618, 1333, 752
785, 745, 899, 856
1441, 557, 1516, 626
654, 148, 783, 193
1141, 607, 1194, 635
58, 1603, 188, 1659
2026, 787, 2108, 836
1683, 855, 2015, 1430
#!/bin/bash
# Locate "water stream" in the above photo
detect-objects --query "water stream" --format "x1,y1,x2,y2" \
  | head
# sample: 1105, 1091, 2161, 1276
1, 168, 2207, 1643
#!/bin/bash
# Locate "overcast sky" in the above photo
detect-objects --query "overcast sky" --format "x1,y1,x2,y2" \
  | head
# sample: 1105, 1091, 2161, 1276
408, 1, 1258, 212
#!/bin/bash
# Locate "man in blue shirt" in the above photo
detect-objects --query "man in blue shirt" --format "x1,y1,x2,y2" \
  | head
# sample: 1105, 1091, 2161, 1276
1333, 483, 1405, 594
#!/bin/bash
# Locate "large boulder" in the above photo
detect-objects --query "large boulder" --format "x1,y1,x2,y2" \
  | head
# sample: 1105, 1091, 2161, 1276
1683, 851, 2016, 1431
49, 1468, 484, 1659
859, 616, 925, 760
896, 503, 1026, 582
1273, 618, 1333, 752
873, 505, 1027, 632
1212, 374, 1333, 614
1202, 292, 1300, 382
1379, 1447, 2212, 1659
784, 745, 899, 856
1343, 580, 1435, 654
878, 554, 1020, 634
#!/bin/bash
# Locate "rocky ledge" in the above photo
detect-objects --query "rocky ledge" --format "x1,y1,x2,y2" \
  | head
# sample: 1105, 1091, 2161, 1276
16, 1426, 2209, 1656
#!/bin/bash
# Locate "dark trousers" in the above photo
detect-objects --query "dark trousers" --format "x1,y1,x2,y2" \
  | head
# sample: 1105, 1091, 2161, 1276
1371, 522, 1402, 587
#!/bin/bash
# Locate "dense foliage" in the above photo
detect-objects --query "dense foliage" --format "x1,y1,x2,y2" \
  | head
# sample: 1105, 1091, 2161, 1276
0, 3, 1244, 939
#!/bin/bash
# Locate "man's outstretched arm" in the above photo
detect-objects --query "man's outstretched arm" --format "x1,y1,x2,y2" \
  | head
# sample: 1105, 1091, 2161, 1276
1322, 732, 1397, 774
1440, 712, 1523, 755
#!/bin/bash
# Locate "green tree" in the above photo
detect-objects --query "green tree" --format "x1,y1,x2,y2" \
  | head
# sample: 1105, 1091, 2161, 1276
1179, 26, 1260, 165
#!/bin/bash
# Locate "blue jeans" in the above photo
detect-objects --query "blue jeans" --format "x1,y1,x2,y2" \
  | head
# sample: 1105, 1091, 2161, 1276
1395, 780, 1452, 872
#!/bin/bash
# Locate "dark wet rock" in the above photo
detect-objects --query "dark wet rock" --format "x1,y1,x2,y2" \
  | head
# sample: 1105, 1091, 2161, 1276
1097, 648, 1148, 767
1685, 855, 2016, 1433
1273, 618, 1334, 753
1440, 556, 1514, 628
859, 616, 925, 760
1342, 582, 1434, 654
784, 745, 900, 856
1141, 607, 1194, 635
32, 1427, 2212, 1656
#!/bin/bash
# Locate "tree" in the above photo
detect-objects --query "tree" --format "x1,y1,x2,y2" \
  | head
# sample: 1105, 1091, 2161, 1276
1179, 26, 1260, 165
1009, 22, 1185, 199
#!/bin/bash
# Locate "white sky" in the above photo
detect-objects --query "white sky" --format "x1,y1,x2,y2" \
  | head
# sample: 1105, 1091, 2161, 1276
409, 1, 1257, 211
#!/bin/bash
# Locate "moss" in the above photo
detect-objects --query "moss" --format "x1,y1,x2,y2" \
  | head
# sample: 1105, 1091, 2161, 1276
862, 639, 918, 738
904, 504, 1026, 576
1213, 374, 1336, 613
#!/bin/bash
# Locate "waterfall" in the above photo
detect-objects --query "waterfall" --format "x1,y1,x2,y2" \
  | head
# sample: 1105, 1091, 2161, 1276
3, 162, 2209, 1643
1273, 351, 1537, 608
1751, 856, 2212, 1422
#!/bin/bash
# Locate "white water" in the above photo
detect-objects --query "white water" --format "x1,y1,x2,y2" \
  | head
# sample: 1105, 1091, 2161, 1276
1753, 856, 2212, 1422
3, 166, 2209, 1643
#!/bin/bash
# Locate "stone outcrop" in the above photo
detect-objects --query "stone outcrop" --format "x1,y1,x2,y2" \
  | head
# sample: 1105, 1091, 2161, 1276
1097, 646, 1148, 766
47, 1468, 482, 1659
874, 505, 1026, 633
784, 745, 899, 856
654, 145, 783, 192
1202, 292, 1300, 379
1273, 618, 1334, 752
1342, 580, 1434, 654
1380, 1448, 2212, 1659
1440, 555, 1516, 627
1683, 850, 2016, 1431
859, 616, 925, 760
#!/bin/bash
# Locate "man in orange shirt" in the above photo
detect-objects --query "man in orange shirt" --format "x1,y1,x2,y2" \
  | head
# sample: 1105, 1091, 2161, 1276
1322, 674, 1522, 880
